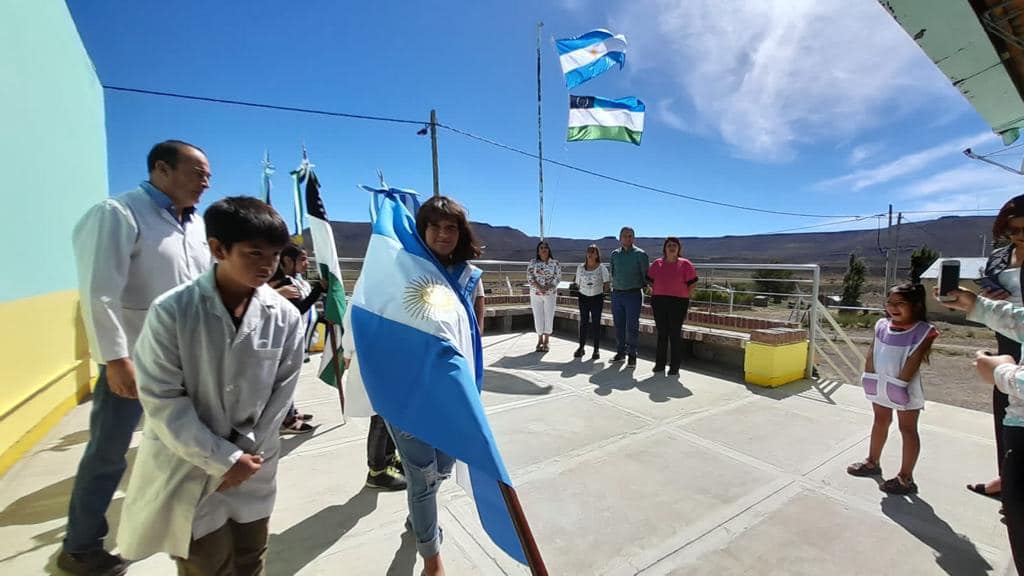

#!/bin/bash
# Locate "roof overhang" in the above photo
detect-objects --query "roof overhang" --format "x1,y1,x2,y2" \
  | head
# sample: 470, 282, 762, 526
882, 0, 1024, 143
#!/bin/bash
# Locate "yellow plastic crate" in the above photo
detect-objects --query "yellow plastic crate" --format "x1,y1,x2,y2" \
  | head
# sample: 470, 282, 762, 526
744, 340, 808, 388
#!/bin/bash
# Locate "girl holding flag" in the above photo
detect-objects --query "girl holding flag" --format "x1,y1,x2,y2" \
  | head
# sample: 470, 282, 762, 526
344, 195, 486, 576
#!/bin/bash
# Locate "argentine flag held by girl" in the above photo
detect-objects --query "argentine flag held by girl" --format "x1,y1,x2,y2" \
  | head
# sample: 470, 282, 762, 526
344, 189, 527, 564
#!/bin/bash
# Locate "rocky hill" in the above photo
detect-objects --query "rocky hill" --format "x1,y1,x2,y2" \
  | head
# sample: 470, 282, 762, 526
314, 215, 995, 274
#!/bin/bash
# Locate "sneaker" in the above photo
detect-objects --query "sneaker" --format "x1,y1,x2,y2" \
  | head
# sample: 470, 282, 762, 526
612, 353, 626, 362
627, 354, 637, 367
573, 346, 585, 358
366, 467, 407, 491
390, 453, 404, 475
57, 549, 129, 576
591, 350, 600, 360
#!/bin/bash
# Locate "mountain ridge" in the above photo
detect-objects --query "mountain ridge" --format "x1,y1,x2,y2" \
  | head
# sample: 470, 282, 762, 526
316, 215, 995, 273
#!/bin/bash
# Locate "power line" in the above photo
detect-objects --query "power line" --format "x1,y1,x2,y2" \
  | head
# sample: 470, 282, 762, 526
102, 85, 1003, 222
898, 208, 999, 214
898, 214, 947, 246
103, 84, 863, 220
103, 85, 427, 126
437, 122, 860, 218
765, 214, 883, 234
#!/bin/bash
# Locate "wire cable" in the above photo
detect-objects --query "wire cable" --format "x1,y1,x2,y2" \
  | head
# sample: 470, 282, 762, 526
101, 85, 1005, 222
103, 85, 428, 126
437, 122, 859, 218
765, 214, 884, 234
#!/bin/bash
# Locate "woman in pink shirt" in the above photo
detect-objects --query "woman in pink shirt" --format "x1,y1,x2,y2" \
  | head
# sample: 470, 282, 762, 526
647, 237, 698, 375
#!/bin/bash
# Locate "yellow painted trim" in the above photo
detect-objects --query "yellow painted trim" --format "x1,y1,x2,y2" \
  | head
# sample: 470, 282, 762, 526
0, 380, 88, 478
0, 289, 93, 476
0, 359, 89, 420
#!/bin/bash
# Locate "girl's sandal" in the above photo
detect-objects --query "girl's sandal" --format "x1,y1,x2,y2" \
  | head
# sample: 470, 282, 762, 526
880, 476, 918, 495
846, 461, 882, 477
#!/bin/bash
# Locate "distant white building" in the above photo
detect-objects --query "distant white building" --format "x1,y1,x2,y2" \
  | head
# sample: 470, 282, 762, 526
919, 257, 987, 281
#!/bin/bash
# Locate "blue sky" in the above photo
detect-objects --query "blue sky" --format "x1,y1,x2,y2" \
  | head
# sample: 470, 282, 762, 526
66, 0, 1022, 246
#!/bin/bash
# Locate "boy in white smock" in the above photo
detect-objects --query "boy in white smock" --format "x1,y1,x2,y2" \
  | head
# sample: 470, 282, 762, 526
117, 197, 303, 575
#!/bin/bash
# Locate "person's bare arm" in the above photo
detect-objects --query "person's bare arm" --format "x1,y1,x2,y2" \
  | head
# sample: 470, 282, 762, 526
475, 295, 485, 333
865, 338, 875, 373
898, 333, 937, 382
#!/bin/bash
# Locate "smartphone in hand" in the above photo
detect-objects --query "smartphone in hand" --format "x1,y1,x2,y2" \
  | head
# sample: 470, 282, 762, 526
937, 260, 960, 302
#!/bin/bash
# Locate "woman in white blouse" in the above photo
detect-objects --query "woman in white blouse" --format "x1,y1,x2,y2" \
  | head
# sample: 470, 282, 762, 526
527, 241, 561, 352
574, 244, 610, 359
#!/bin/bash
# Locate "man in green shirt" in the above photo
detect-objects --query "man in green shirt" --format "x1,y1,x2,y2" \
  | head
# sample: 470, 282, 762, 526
609, 227, 650, 366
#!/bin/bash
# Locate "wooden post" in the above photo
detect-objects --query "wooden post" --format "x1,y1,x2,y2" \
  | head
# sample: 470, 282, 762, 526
498, 482, 548, 575
326, 321, 346, 419
430, 109, 440, 197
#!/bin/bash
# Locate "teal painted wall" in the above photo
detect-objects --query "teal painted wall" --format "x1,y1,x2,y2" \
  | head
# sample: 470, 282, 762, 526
0, 0, 107, 303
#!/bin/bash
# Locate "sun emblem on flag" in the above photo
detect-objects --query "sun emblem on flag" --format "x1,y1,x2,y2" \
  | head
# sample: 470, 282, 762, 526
404, 276, 458, 321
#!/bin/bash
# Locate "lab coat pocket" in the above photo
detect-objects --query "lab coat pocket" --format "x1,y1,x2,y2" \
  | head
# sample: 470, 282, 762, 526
235, 347, 282, 402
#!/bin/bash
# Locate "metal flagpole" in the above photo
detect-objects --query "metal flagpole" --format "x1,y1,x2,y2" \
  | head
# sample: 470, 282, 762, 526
430, 109, 440, 197
537, 21, 545, 240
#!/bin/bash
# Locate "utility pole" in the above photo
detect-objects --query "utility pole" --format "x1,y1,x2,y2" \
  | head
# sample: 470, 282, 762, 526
430, 109, 440, 197
894, 212, 903, 282
885, 204, 893, 288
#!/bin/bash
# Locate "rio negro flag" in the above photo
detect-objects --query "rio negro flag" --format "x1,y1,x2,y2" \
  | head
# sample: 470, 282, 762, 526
567, 95, 645, 145
304, 170, 347, 388
343, 189, 527, 564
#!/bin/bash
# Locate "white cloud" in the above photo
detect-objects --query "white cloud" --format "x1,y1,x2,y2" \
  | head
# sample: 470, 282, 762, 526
902, 189, 1013, 215
611, 0, 959, 161
900, 163, 1023, 199
848, 143, 883, 166
656, 98, 687, 131
816, 131, 995, 191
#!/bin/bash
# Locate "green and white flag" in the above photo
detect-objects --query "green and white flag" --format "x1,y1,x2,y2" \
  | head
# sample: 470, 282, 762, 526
567, 95, 645, 145
304, 169, 347, 388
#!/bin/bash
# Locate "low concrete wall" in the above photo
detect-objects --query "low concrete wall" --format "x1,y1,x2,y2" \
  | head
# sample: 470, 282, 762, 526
484, 302, 751, 372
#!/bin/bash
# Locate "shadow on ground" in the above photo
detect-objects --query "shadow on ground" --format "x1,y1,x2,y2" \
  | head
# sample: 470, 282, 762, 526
880, 494, 992, 576
266, 487, 382, 576
483, 369, 553, 396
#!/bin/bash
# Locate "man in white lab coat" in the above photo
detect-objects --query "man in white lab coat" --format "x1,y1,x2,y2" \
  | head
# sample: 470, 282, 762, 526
59, 141, 211, 576
117, 196, 302, 575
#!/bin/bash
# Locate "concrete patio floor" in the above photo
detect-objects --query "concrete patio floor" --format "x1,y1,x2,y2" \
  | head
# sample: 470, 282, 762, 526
0, 332, 1013, 575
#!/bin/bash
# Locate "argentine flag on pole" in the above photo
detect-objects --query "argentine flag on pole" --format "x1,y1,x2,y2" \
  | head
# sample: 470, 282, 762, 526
556, 29, 627, 89
568, 95, 645, 145
304, 170, 347, 389
346, 190, 527, 564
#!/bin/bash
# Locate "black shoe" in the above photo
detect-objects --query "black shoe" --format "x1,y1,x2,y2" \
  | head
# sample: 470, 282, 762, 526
391, 453, 404, 475
573, 346, 585, 358
57, 549, 129, 576
627, 354, 637, 367
652, 364, 665, 373
667, 368, 680, 376
612, 353, 626, 362
591, 350, 600, 360
366, 467, 408, 491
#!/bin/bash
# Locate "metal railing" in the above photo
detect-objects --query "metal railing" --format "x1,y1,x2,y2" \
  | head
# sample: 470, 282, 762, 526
321, 257, 845, 380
